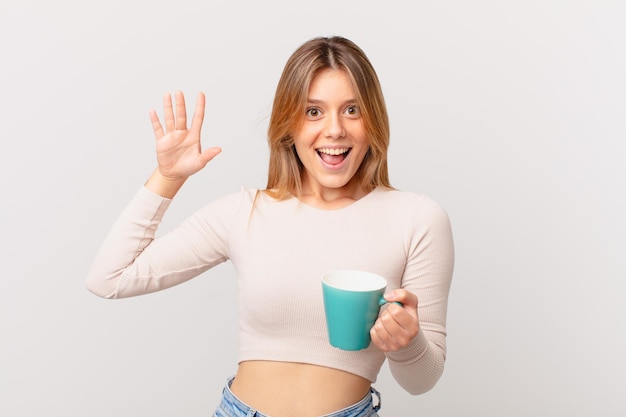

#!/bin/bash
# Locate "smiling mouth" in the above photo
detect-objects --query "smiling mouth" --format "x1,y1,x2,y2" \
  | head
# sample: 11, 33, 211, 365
317, 147, 351, 165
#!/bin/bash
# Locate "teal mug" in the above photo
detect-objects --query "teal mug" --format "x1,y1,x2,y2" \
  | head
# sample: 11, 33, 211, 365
321, 270, 399, 351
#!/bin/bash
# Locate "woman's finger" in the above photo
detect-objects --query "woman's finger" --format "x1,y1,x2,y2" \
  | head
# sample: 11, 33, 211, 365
149, 109, 164, 139
175, 91, 187, 130
384, 289, 418, 309
163, 93, 175, 133
384, 291, 420, 334
200, 146, 223, 166
371, 316, 395, 352
190, 92, 206, 133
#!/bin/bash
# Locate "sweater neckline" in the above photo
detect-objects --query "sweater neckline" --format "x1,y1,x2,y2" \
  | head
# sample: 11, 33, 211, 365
291, 187, 382, 212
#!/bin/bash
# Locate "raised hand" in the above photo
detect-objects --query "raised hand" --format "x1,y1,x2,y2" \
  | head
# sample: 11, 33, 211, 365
145, 91, 221, 198
149, 91, 221, 182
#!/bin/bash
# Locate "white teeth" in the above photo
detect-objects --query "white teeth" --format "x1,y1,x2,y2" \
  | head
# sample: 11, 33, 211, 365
318, 148, 349, 155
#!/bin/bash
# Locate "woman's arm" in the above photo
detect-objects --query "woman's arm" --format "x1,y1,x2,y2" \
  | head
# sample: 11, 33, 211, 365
370, 197, 455, 394
85, 186, 242, 299
86, 91, 226, 298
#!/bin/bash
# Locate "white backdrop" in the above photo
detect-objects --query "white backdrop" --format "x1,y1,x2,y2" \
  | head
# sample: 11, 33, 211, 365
1, 1, 624, 416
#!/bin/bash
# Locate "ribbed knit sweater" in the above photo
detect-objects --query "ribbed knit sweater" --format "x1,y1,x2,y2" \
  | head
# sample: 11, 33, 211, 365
86, 186, 454, 394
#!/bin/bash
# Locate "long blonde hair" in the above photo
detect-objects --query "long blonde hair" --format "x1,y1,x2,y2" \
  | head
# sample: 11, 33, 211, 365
265, 36, 392, 199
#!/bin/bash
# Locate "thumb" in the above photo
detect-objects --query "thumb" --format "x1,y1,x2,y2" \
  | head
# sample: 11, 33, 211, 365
200, 146, 222, 165
384, 289, 418, 309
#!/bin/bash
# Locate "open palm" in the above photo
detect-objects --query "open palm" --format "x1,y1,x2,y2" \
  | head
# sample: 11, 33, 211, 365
149, 91, 221, 181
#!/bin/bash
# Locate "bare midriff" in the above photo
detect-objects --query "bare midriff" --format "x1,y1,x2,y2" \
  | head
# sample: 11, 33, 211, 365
229, 360, 372, 417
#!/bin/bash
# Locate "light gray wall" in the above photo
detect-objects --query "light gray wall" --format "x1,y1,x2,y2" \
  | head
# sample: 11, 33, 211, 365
1, 1, 624, 416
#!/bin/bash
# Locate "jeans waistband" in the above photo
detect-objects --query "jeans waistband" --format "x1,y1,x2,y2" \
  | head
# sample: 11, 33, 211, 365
216, 376, 381, 417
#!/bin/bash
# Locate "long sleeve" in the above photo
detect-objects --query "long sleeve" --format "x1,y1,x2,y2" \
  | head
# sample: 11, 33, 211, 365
386, 197, 455, 394
86, 187, 245, 298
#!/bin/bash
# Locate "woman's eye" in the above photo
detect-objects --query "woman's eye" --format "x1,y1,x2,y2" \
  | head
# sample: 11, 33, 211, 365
306, 108, 320, 118
345, 105, 359, 116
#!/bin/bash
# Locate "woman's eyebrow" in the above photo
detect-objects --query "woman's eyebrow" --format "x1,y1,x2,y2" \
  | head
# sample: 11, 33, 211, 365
306, 98, 357, 105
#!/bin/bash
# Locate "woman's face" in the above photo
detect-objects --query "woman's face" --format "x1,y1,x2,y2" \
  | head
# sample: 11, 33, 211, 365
293, 68, 369, 201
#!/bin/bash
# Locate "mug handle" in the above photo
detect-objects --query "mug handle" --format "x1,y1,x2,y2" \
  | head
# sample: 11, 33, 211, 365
378, 297, 403, 307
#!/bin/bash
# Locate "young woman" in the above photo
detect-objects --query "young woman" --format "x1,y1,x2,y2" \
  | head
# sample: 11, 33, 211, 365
87, 36, 454, 417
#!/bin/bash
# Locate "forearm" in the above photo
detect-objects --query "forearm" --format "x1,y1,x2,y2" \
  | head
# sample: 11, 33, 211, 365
386, 330, 446, 395
86, 185, 238, 299
86, 187, 172, 298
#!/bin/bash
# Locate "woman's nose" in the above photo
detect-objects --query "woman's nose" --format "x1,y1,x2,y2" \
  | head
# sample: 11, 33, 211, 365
324, 114, 346, 139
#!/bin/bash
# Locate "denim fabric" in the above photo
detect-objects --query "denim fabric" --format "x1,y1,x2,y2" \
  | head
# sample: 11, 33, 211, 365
212, 376, 381, 417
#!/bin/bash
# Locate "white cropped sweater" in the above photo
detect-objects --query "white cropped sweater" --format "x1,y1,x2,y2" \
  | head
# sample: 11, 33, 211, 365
86, 186, 454, 395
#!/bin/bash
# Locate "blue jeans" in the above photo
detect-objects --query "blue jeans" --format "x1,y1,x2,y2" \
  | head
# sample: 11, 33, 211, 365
212, 376, 381, 417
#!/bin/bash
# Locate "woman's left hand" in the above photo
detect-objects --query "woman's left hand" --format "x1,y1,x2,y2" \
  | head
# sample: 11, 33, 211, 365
370, 289, 420, 352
